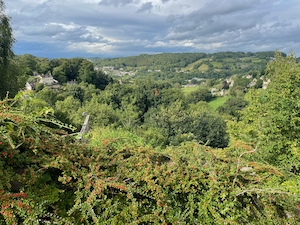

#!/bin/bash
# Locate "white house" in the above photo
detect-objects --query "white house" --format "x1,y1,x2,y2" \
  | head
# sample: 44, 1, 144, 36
25, 82, 36, 91
39, 74, 58, 86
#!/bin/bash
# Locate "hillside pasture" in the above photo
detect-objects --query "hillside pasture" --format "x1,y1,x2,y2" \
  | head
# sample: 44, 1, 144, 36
208, 96, 230, 110
181, 85, 199, 94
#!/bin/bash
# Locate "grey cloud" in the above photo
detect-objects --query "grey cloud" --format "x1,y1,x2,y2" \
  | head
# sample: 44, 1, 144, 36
165, 0, 269, 41
161, 0, 300, 55
81, 34, 104, 43
22, 24, 66, 37
20, 21, 103, 43
99, 0, 136, 7
7, 0, 300, 57
52, 28, 91, 42
189, 0, 263, 21
137, 2, 153, 13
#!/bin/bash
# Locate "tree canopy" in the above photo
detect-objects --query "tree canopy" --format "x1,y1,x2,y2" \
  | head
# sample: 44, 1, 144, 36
231, 52, 300, 172
0, 0, 20, 99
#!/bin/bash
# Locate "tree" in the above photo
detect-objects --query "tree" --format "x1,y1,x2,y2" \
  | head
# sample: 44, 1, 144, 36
191, 111, 229, 148
16, 54, 38, 76
0, 0, 18, 98
231, 52, 300, 172
143, 100, 192, 146
35, 87, 57, 107
0, 0, 14, 67
35, 58, 51, 74
217, 97, 248, 119
254, 78, 263, 89
87, 70, 113, 90
52, 65, 68, 83
221, 80, 230, 89
186, 87, 213, 104
55, 95, 82, 127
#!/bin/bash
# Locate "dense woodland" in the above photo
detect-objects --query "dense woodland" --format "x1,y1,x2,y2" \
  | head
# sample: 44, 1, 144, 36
1, 0, 300, 224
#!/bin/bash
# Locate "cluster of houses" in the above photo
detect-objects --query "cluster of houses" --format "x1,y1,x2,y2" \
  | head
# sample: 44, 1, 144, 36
100, 66, 136, 77
25, 73, 77, 91
25, 73, 59, 91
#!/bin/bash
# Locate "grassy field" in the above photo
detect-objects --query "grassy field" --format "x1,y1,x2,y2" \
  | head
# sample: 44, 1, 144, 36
198, 64, 209, 71
181, 87, 229, 110
182, 58, 206, 71
208, 96, 230, 110
181, 85, 199, 94
210, 61, 223, 68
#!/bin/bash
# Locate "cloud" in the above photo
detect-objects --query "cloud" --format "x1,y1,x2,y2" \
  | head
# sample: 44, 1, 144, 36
137, 2, 153, 13
6, 0, 300, 57
160, 0, 300, 54
98, 0, 136, 7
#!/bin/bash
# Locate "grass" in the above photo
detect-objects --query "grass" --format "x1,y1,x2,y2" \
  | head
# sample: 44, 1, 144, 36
181, 85, 199, 94
208, 96, 230, 110
198, 64, 209, 71
182, 58, 206, 71
210, 62, 223, 68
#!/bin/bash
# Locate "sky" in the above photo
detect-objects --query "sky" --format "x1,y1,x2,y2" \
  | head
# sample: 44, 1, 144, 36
5, 0, 300, 58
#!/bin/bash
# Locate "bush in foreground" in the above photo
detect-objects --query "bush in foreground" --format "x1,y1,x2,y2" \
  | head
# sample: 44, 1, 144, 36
0, 97, 299, 224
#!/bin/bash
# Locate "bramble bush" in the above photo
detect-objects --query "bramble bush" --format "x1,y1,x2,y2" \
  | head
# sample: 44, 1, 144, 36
0, 96, 299, 224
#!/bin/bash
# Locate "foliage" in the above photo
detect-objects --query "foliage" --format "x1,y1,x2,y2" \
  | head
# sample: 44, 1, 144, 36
186, 87, 213, 104
191, 111, 229, 148
0, 96, 77, 224
0, 0, 14, 67
78, 61, 113, 90
1, 92, 299, 224
0, 1, 26, 99
143, 101, 193, 147
229, 52, 300, 172
142, 100, 229, 148
254, 78, 263, 89
1, 7, 299, 222
35, 87, 58, 107
55, 95, 82, 128
16, 55, 113, 90
91, 51, 277, 83
217, 97, 248, 119
69, 136, 299, 224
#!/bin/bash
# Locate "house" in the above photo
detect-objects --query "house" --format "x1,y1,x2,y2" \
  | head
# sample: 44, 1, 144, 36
25, 82, 36, 91
66, 80, 77, 86
25, 73, 60, 91
38, 73, 58, 86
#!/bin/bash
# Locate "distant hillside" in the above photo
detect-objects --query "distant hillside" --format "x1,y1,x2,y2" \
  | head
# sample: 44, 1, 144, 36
90, 51, 284, 83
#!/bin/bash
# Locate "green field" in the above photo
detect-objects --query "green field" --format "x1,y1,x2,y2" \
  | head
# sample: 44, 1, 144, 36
210, 61, 223, 68
182, 58, 206, 71
181, 85, 199, 94
208, 96, 229, 110
198, 64, 209, 71
181, 87, 229, 110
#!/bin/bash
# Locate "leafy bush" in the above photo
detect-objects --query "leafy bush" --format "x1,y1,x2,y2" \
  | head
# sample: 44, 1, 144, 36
1, 95, 299, 224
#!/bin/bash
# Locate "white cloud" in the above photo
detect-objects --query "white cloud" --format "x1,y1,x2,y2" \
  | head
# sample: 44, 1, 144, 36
67, 42, 115, 53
